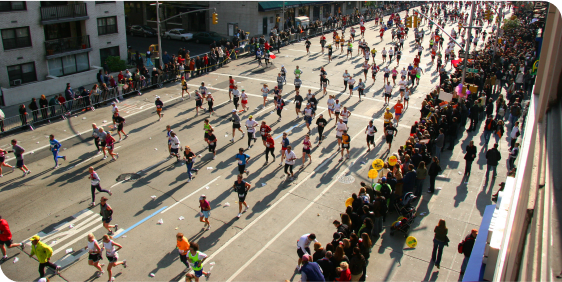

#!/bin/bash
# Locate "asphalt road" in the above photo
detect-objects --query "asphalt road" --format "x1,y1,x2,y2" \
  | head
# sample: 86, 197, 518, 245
0, 5, 514, 282
126, 34, 213, 58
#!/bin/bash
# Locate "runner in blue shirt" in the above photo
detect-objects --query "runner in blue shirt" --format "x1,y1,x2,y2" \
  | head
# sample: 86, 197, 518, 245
235, 148, 250, 175
49, 134, 67, 168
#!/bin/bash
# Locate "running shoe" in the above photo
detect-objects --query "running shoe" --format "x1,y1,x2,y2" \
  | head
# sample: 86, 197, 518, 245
212, 156, 216, 160
20, 243, 25, 251
97, 270, 104, 277
123, 260, 127, 268
91, 202, 96, 207
55, 266, 61, 275
205, 272, 211, 280
103, 156, 107, 160
1, 256, 7, 261
114, 224, 118, 232
243, 206, 249, 213
187, 179, 191, 183
63, 156, 67, 161
237, 213, 241, 218
116, 153, 119, 159
109, 190, 113, 196
241, 132, 245, 138
206, 225, 211, 230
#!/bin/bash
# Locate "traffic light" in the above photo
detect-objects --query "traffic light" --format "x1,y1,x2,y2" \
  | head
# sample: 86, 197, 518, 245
413, 16, 419, 28
406, 16, 412, 28
212, 12, 218, 25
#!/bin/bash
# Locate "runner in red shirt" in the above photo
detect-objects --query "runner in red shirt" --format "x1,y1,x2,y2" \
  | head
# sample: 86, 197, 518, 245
259, 121, 272, 146
393, 100, 404, 125
413, 55, 421, 67
228, 76, 235, 101
360, 25, 366, 37
0, 217, 24, 260
263, 133, 275, 165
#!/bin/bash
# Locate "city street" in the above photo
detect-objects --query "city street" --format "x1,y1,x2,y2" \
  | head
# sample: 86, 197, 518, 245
1, 7, 510, 282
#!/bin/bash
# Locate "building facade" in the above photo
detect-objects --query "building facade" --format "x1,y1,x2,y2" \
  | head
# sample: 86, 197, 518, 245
124, 1, 209, 33
208, 1, 363, 37
0, 1, 127, 107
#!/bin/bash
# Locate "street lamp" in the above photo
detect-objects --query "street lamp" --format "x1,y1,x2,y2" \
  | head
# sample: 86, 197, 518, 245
150, 1, 163, 68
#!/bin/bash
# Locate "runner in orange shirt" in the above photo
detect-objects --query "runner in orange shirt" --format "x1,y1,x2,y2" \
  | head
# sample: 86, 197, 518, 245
176, 233, 191, 271
393, 99, 404, 125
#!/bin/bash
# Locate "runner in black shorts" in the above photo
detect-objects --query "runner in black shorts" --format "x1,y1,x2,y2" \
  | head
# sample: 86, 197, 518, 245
233, 174, 252, 218
207, 130, 217, 159
384, 123, 397, 151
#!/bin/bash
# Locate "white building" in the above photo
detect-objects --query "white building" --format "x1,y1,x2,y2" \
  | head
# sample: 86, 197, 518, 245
0, 1, 127, 107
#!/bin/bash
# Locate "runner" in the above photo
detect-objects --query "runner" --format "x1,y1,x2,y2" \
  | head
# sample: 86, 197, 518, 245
198, 195, 211, 230
334, 99, 342, 123
88, 166, 112, 206
294, 66, 303, 78
28, 235, 61, 277
181, 76, 190, 100
279, 133, 290, 166
99, 197, 118, 235
176, 233, 190, 270
231, 85, 240, 110
0, 216, 24, 261
343, 70, 350, 91
357, 79, 366, 101
396, 48, 402, 65
235, 148, 250, 175
102, 234, 127, 281
284, 145, 297, 180
320, 34, 326, 53
169, 132, 181, 161
346, 41, 353, 59
233, 174, 252, 218
261, 84, 270, 107
389, 48, 394, 62
84, 233, 104, 278
275, 94, 285, 122
112, 112, 128, 142
245, 115, 258, 149
341, 106, 351, 125
394, 99, 404, 125
340, 130, 351, 161
153, 96, 162, 120
305, 38, 311, 54
303, 103, 316, 133
391, 67, 398, 85
384, 122, 398, 151
8, 139, 30, 176
381, 47, 387, 63
228, 75, 235, 101
230, 110, 244, 142
335, 118, 347, 150
294, 76, 302, 95
296, 233, 317, 271
194, 90, 205, 116
206, 92, 215, 116
91, 123, 103, 155
315, 114, 327, 144
365, 120, 378, 152
49, 134, 67, 168
347, 76, 355, 97
185, 242, 210, 281
320, 75, 330, 96
0, 148, 14, 177
183, 143, 198, 183
301, 134, 312, 167
362, 60, 370, 81
294, 91, 304, 118
104, 130, 119, 161
98, 127, 108, 160
240, 89, 249, 111
383, 107, 393, 128
384, 81, 393, 105
199, 82, 208, 99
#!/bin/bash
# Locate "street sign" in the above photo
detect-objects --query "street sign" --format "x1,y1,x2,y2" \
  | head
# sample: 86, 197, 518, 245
467, 68, 479, 73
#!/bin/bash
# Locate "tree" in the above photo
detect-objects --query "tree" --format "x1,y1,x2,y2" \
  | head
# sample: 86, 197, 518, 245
502, 17, 521, 32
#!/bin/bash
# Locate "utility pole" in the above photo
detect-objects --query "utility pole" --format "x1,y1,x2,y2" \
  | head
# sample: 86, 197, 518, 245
281, 1, 285, 32
460, 1, 476, 86
156, 1, 163, 68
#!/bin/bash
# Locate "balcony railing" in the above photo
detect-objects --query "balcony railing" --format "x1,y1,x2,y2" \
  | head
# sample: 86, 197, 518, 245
40, 3, 88, 23
45, 35, 91, 57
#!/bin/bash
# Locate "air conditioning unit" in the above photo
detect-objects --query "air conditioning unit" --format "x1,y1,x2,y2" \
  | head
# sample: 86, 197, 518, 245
11, 79, 22, 86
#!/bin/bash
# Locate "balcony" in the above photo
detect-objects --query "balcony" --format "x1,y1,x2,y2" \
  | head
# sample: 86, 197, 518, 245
40, 3, 89, 25
44, 35, 92, 59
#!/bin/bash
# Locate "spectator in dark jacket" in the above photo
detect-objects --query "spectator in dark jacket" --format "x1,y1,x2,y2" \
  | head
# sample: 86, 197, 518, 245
29, 98, 39, 122
460, 229, 478, 274
349, 247, 366, 281
402, 164, 417, 195
464, 141, 477, 176
39, 95, 49, 119
468, 100, 480, 132
65, 83, 75, 110
317, 251, 335, 281
411, 148, 422, 168
485, 143, 501, 179
446, 117, 459, 150
97, 70, 104, 85
195, 56, 202, 76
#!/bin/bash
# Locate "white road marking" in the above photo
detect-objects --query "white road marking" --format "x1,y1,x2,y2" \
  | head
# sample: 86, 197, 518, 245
204, 126, 366, 266
160, 176, 222, 213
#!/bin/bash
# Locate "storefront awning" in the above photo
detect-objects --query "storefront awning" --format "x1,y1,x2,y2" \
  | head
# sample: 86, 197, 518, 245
258, 1, 332, 12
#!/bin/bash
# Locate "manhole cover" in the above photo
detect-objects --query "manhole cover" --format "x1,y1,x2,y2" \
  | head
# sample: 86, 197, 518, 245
116, 173, 142, 182
338, 175, 355, 184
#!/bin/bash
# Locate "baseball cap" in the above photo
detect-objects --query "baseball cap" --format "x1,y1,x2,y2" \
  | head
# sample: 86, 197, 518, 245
31, 235, 40, 241
302, 254, 311, 263
111, 102, 115, 105
249, 115, 253, 118
381, 177, 387, 182
155, 96, 160, 99
199, 195, 206, 200
232, 109, 237, 113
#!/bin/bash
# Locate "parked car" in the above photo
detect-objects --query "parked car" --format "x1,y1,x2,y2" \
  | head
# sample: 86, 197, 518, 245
164, 28, 194, 41
191, 31, 228, 44
129, 25, 157, 37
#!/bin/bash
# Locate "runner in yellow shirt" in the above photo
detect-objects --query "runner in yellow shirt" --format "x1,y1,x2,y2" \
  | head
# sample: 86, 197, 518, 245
383, 108, 394, 128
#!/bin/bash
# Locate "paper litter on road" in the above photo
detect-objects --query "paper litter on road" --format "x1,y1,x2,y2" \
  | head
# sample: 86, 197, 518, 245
63, 148, 67, 150
103, 120, 107, 123
150, 273, 155, 277
51, 241, 57, 245
155, 148, 158, 150
224, 202, 230, 207
149, 137, 151, 139
199, 155, 203, 158
83, 117, 87, 120
36, 142, 39, 144
458, 171, 463, 175
64, 130, 66, 131
464, 182, 469, 185
209, 262, 215, 266
151, 195, 157, 199
175, 227, 178, 230
207, 167, 213, 170
178, 216, 185, 220
122, 235, 127, 238
65, 248, 73, 254
13, 257, 19, 263
30, 152, 34, 154
157, 219, 163, 225
438, 174, 445, 178
261, 183, 266, 187
69, 224, 74, 229
420, 212, 427, 216
205, 186, 210, 189
435, 187, 442, 190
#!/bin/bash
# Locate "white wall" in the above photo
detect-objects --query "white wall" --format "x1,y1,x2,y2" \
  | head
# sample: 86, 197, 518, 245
0, 1, 127, 107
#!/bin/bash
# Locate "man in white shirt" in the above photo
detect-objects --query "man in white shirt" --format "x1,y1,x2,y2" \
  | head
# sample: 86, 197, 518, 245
296, 233, 317, 270
398, 78, 407, 100
347, 76, 356, 96
384, 81, 393, 105
335, 119, 347, 150
245, 115, 258, 149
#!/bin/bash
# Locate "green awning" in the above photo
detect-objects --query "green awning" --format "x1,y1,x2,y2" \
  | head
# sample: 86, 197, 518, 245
258, 1, 332, 12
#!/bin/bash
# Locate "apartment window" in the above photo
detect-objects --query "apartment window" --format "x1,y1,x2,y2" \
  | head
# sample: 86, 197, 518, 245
7, 62, 37, 86
48, 53, 90, 77
97, 17, 117, 35
1, 27, 31, 50
100, 46, 119, 65
0, 1, 26, 12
